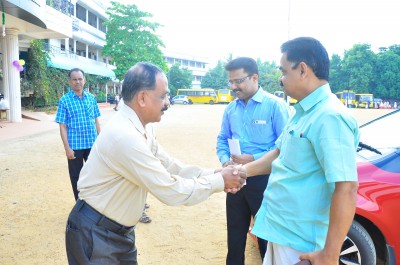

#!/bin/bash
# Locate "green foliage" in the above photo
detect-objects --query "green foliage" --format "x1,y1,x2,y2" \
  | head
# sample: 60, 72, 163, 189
96, 90, 107, 102
257, 59, 280, 93
329, 43, 400, 101
27, 40, 54, 106
201, 60, 228, 89
167, 63, 193, 96
103, 1, 167, 80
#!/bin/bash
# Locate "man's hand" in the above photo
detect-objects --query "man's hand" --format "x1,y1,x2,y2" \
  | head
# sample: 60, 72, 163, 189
223, 161, 235, 167
231, 154, 254, 165
220, 165, 247, 193
299, 249, 338, 265
65, 147, 75, 160
222, 165, 247, 193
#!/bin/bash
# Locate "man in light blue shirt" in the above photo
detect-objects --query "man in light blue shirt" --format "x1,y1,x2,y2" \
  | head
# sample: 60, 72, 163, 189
240, 38, 359, 265
216, 57, 290, 265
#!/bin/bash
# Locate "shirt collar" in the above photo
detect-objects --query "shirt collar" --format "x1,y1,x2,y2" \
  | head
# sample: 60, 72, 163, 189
238, 87, 264, 105
120, 104, 146, 136
68, 89, 86, 99
295, 83, 331, 113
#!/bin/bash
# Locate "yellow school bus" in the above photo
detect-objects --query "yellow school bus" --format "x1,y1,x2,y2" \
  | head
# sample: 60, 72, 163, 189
177, 88, 218, 104
335, 90, 356, 108
217, 88, 236, 104
273, 91, 297, 105
355, 93, 374, 108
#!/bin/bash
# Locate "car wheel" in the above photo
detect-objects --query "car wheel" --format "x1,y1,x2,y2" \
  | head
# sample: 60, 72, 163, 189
183, 101, 188, 105
209, 100, 214, 105
340, 221, 376, 265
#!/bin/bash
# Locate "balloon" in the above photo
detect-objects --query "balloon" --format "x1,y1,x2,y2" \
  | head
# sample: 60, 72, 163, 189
19, 59, 25, 66
12, 60, 24, 72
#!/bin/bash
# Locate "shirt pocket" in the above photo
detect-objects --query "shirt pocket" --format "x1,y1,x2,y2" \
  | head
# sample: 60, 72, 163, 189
280, 134, 314, 172
248, 121, 272, 143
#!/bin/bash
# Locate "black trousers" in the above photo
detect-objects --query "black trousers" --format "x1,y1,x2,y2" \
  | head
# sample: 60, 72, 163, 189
226, 174, 269, 265
67, 148, 91, 201
66, 199, 137, 265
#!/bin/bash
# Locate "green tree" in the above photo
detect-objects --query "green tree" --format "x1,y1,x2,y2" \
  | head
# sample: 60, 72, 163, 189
201, 60, 228, 89
257, 59, 280, 93
27, 40, 56, 106
167, 63, 193, 96
329, 54, 346, 93
341, 44, 377, 93
375, 51, 400, 99
102, 1, 167, 80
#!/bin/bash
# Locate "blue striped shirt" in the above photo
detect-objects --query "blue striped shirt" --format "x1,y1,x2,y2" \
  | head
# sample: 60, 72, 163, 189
216, 88, 291, 165
55, 90, 101, 150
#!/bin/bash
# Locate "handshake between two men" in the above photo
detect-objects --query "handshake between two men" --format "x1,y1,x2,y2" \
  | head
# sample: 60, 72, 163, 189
219, 164, 247, 194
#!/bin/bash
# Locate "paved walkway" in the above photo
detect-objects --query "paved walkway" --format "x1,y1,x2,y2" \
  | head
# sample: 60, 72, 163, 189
0, 103, 114, 142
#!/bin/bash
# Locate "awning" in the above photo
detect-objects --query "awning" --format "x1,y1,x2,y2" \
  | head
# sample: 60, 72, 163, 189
48, 57, 116, 79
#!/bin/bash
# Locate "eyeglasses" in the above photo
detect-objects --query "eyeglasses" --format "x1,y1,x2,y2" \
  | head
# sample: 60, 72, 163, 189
227, 74, 252, 86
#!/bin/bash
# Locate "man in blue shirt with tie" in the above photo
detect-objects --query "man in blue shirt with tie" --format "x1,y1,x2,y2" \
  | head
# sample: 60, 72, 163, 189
216, 57, 290, 265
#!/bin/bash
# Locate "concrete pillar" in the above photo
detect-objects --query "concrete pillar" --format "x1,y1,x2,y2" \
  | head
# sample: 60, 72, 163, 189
1, 28, 22, 122
65, 38, 69, 55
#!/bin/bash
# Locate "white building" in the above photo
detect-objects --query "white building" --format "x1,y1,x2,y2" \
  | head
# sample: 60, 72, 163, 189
163, 50, 209, 89
0, 0, 115, 123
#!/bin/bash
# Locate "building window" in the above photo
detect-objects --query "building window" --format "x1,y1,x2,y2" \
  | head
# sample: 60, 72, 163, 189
167, 57, 174, 64
88, 11, 97, 28
99, 18, 107, 33
76, 4, 86, 22
190, 61, 195, 67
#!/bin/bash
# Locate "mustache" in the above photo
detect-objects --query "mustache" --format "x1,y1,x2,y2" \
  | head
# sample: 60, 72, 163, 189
161, 105, 168, 112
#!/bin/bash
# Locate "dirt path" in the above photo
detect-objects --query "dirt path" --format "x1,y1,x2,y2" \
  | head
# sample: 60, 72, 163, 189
0, 105, 394, 265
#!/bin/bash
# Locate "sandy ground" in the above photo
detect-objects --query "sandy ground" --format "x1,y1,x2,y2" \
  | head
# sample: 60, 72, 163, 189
0, 104, 395, 265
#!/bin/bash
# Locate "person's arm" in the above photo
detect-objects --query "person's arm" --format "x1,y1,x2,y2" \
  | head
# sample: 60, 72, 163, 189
243, 148, 280, 177
95, 118, 101, 135
216, 108, 232, 166
299, 181, 358, 265
59, 123, 75, 159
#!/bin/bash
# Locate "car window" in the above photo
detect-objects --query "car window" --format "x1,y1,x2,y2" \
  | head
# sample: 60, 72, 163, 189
358, 109, 400, 160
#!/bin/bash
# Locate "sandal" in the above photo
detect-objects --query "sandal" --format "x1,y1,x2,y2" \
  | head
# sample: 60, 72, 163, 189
139, 213, 152, 223
144, 203, 150, 209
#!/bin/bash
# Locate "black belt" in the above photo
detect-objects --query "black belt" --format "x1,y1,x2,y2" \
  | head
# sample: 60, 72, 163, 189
75, 199, 135, 235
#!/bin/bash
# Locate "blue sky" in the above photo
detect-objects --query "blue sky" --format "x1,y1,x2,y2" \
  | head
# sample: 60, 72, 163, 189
115, 0, 400, 65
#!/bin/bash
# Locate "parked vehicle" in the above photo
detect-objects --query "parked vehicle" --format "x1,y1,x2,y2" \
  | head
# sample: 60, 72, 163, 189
340, 109, 400, 265
273, 91, 297, 105
335, 90, 356, 107
355, 93, 374, 108
177, 88, 217, 104
171, 95, 189, 105
217, 88, 236, 104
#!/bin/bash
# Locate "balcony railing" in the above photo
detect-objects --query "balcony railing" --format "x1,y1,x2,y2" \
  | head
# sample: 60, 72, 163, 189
46, 0, 74, 16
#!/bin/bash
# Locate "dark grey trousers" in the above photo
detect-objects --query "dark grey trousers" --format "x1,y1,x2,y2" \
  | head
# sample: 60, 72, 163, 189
65, 200, 137, 265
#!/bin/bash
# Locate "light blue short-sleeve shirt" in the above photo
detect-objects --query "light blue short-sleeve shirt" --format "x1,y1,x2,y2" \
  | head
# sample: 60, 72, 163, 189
252, 84, 360, 252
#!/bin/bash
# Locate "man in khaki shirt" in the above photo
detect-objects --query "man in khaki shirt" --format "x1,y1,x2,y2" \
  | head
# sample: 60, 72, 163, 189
65, 62, 246, 265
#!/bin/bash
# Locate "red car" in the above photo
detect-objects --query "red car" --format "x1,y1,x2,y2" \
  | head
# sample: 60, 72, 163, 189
340, 109, 400, 265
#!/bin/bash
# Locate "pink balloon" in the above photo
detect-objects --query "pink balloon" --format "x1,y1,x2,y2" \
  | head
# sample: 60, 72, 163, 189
12, 60, 23, 72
